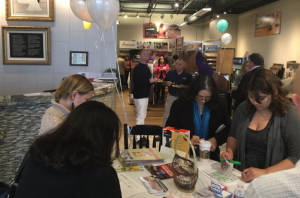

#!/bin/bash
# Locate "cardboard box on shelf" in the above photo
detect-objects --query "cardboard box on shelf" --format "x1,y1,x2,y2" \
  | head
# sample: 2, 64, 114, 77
162, 127, 190, 158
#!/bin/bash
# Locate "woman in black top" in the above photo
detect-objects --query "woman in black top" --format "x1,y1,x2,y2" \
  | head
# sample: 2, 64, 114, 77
15, 101, 122, 198
166, 74, 231, 161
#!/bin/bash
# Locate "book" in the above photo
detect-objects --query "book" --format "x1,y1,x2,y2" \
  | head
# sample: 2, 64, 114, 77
140, 176, 168, 196
144, 163, 174, 180
118, 148, 165, 167
115, 166, 144, 172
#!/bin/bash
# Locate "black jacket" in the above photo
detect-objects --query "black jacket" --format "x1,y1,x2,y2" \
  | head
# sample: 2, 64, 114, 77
166, 97, 231, 161
14, 156, 122, 198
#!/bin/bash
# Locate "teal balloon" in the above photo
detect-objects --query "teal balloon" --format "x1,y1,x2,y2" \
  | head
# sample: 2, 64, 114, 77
217, 19, 228, 33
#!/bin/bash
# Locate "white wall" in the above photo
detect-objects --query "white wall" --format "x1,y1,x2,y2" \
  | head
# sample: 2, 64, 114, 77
0, 0, 117, 96
236, 0, 300, 69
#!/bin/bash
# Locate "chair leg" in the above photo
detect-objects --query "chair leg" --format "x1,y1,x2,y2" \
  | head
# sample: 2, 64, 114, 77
124, 124, 128, 150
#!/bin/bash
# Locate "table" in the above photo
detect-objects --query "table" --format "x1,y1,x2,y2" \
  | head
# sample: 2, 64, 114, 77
115, 158, 248, 198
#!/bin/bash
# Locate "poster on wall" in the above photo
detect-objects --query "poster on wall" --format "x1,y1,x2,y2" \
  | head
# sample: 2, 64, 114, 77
255, 11, 281, 37
6, 0, 54, 21
143, 23, 181, 39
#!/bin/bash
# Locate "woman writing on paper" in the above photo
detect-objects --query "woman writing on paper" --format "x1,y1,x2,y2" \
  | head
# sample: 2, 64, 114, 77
15, 101, 122, 198
221, 69, 300, 182
166, 74, 231, 161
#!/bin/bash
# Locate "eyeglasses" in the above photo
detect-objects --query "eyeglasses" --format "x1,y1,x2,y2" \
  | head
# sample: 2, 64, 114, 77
196, 95, 212, 101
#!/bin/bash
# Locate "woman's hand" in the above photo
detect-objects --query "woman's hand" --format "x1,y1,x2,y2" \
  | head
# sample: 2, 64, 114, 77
191, 135, 203, 149
220, 151, 233, 169
208, 137, 217, 152
241, 167, 268, 182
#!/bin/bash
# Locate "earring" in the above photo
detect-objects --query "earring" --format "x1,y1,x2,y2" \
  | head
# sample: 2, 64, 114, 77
71, 102, 74, 110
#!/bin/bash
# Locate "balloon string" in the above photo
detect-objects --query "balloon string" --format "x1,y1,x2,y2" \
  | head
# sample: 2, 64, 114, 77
100, 25, 132, 147
95, 25, 104, 49
111, 25, 132, 147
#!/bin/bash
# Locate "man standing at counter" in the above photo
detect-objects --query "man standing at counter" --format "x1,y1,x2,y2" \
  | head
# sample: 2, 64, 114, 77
133, 49, 158, 143
161, 59, 192, 127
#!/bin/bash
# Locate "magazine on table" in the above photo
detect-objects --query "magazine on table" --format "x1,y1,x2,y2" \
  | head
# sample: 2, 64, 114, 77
140, 176, 168, 196
144, 163, 173, 180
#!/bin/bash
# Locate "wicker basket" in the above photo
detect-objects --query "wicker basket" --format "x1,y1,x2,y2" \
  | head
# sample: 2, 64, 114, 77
172, 134, 198, 193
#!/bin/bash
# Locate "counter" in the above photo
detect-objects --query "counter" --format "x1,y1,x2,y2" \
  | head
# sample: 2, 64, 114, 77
0, 85, 116, 184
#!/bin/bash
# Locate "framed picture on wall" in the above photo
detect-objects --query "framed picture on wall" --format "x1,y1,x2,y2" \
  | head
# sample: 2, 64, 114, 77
6, 0, 54, 21
70, 51, 89, 66
2, 26, 51, 65
255, 11, 281, 37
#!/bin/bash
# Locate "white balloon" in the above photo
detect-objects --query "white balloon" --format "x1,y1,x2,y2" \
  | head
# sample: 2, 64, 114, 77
70, 0, 93, 23
221, 33, 232, 45
87, 0, 119, 30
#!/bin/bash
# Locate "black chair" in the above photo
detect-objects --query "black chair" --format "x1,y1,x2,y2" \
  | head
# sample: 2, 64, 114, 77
124, 124, 163, 150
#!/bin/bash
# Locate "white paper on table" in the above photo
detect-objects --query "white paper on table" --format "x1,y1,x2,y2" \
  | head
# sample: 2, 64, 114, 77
118, 173, 146, 198
160, 145, 186, 163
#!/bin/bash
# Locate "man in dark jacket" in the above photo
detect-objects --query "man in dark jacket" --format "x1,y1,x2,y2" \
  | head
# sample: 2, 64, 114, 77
232, 53, 264, 111
133, 49, 158, 126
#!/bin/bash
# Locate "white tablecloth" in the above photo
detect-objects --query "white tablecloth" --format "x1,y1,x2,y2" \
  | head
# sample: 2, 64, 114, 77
115, 158, 247, 198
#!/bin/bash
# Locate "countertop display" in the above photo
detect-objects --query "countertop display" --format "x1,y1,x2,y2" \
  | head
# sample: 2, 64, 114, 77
0, 84, 116, 184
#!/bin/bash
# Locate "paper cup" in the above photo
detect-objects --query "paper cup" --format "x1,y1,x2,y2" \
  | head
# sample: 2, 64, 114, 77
199, 141, 211, 162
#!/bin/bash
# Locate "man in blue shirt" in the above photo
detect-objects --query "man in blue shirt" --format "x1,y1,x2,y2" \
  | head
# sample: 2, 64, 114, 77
161, 59, 193, 127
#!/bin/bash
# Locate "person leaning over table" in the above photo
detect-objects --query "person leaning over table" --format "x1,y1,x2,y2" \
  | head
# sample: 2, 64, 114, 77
39, 74, 94, 136
166, 74, 231, 161
221, 69, 300, 183
14, 101, 122, 198
243, 67, 300, 198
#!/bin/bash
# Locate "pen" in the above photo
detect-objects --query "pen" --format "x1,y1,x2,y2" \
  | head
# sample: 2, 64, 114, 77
220, 158, 241, 165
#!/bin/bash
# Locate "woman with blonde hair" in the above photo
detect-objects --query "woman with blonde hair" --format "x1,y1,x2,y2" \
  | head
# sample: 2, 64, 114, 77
39, 74, 94, 135
234, 60, 250, 86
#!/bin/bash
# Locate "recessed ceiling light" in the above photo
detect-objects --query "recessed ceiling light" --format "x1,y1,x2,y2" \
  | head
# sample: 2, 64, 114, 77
124, 14, 127, 18
224, 11, 227, 14
217, 15, 220, 18
174, 2, 179, 7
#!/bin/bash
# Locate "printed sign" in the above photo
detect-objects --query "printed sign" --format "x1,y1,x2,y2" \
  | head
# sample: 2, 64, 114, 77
119, 41, 137, 49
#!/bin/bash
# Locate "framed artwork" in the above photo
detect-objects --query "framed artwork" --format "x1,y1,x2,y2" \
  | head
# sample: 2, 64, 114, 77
6, 0, 54, 21
70, 51, 89, 66
255, 11, 281, 37
2, 26, 51, 65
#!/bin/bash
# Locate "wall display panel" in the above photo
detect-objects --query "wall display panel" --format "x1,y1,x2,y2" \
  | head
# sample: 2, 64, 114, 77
6, 0, 54, 21
143, 23, 181, 39
2, 26, 51, 65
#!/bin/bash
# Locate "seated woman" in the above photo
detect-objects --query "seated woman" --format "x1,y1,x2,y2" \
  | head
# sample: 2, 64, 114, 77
154, 55, 170, 104
166, 74, 231, 161
14, 101, 122, 198
39, 74, 94, 135
221, 69, 300, 182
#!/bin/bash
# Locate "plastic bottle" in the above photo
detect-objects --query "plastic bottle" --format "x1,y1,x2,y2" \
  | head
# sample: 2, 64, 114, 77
234, 181, 245, 198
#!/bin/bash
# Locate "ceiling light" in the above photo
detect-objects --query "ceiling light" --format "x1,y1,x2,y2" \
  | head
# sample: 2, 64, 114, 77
136, 13, 139, 18
179, 22, 186, 26
116, 20, 119, 25
174, 2, 179, 7
224, 11, 227, 14
192, 7, 211, 17
83, 21, 91, 29
170, 14, 173, 19
217, 15, 220, 18
124, 14, 127, 18
161, 13, 164, 19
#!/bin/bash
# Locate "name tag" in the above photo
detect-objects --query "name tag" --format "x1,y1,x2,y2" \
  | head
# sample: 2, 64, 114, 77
182, 77, 186, 80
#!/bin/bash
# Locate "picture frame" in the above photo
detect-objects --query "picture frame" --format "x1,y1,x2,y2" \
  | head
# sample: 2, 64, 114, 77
2, 26, 51, 65
6, 0, 54, 22
255, 11, 281, 37
70, 51, 89, 66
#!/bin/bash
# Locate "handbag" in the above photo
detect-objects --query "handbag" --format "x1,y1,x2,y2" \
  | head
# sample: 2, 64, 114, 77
0, 152, 30, 198
172, 134, 198, 193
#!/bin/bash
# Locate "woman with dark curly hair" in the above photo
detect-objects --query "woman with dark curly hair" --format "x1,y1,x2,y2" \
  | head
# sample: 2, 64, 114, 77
14, 101, 122, 198
221, 69, 300, 182
166, 74, 231, 161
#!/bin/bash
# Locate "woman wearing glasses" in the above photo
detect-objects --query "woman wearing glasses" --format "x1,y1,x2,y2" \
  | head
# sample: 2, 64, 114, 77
166, 74, 231, 161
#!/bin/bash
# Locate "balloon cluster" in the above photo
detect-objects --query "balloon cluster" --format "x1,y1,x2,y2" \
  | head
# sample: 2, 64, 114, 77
70, 0, 120, 30
217, 19, 232, 46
